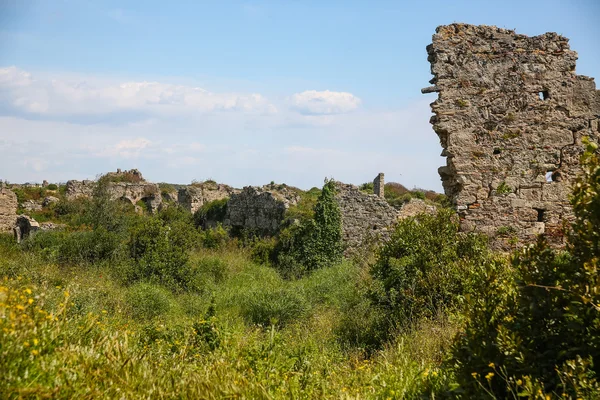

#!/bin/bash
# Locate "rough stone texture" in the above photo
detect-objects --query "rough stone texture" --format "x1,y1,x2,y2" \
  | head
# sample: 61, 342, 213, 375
373, 173, 385, 197
425, 24, 600, 249
42, 196, 60, 207
14, 215, 40, 243
65, 178, 162, 213
334, 182, 400, 252
65, 180, 95, 199
398, 198, 437, 219
177, 182, 238, 213
0, 183, 18, 232
22, 200, 43, 212
224, 185, 300, 235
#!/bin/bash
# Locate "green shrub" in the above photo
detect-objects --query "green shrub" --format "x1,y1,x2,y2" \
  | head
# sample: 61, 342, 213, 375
23, 228, 124, 265
496, 181, 512, 195
242, 288, 309, 327
46, 184, 58, 191
272, 179, 343, 277
284, 187, 321, 222
126, 283, 175, 320
193, 198, 228, 228
359, 182, 374, 193
128, 217, 191, 289
249, 237, 277, 265
200, 224, 229, 249
370, 209, 489, 331
446, 139, 600, 398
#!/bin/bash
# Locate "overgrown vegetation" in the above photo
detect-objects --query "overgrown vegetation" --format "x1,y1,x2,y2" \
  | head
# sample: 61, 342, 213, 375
2, 145, 599, 398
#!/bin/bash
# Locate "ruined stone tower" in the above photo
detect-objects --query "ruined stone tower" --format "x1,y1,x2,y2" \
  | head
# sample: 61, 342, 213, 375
373, 173, 385, 198
424, 24, 600, 248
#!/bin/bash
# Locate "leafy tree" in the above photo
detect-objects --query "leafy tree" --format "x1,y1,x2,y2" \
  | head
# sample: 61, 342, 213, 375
274, 179, 343, 277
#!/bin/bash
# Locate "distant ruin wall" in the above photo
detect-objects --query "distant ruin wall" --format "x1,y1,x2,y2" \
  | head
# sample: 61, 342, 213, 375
224, 186, 299, 235
373, 173, 385, 197
334, 182, 400, 252
425, 24, 600, 248
0, 184, 18, 232
178, 183, 238, 214
65, 180, 162, 213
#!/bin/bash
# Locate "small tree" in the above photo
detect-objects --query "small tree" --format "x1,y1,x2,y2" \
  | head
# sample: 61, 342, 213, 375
274, 179, 343, 276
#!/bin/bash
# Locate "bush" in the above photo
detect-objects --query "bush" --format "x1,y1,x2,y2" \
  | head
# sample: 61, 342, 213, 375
126, 283, 175, 320
200, 224, 229, 249
272, 179, 343, 277
370, 209, 489, 331
128, 217, 191, 289
446, 140, 600, 398
23, 228, 124, 265
46, 184, 58, 191
193, 198, 228, 228
242, 288, 309, 327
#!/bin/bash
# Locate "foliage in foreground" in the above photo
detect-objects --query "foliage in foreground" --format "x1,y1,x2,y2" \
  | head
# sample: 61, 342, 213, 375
370, 208, 490, 331
447, 140, 600, 399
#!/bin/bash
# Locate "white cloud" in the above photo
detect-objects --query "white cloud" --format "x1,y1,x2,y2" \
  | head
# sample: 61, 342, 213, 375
0, 66, 276, 120
290, 90, 361, 115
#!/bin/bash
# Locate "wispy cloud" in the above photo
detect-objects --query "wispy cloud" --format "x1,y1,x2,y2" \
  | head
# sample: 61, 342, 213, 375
0, 66, 277, 123
289, 90, 361, 115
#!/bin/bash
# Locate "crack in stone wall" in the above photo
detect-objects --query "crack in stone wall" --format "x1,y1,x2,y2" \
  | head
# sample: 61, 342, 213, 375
424, 23, 600, 249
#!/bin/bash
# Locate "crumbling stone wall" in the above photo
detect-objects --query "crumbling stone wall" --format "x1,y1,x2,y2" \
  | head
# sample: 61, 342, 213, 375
65, 179, 162, 213
373, 173, 385, 198
177, 182, 238, 214
334, 182, 400, 252
424, 24, 600, 248
224, 185, 300, 235
0, 183, 18, 232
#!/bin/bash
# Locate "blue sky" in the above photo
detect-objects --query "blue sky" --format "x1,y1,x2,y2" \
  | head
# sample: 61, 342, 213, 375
1, 0, 599, 190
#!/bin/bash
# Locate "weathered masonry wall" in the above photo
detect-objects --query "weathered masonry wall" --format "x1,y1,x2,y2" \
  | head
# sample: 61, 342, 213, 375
373, 173, 385, 198
224, 186, 300, 235
335, 182, 400, 252
424, 24, 600, 248
178, 182, 237, 214
0, 183, 18, 232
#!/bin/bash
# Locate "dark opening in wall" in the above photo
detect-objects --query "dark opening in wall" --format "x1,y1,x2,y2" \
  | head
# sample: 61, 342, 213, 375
493, 148, 501, 155
534, 208, 545, 222
539, 90, 550, 100
546, 170, 561, 182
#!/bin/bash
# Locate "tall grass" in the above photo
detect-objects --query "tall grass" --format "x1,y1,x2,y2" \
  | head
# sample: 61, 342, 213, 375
0, 238, 453, 398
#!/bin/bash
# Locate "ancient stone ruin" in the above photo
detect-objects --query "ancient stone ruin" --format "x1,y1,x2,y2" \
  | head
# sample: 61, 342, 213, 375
13, 215, 40, 243
424, 24, 600, 248
224, 185, 300, 236
373, 173, 385, 198
0, 182, 18, 232
334, 179, 400, 252
65, 169, 163, 213
178, 181, 238, 214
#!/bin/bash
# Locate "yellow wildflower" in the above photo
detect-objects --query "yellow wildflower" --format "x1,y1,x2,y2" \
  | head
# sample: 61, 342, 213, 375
488, 362, 495, 368
485, 372, 495, 381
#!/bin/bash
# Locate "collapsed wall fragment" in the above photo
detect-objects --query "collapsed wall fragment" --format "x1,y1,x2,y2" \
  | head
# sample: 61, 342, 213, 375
424, 23, 600, 248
